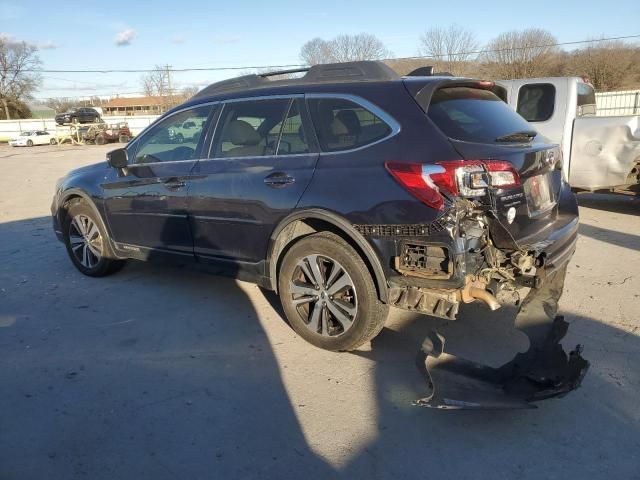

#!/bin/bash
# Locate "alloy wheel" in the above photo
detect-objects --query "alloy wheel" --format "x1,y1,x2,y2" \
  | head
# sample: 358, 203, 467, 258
289, 254, 358, 337
69, 214, 103, 268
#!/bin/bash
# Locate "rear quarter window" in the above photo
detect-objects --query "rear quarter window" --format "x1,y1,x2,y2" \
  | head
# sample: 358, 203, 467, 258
428, 87, 535, 143
307, 98, 392, 152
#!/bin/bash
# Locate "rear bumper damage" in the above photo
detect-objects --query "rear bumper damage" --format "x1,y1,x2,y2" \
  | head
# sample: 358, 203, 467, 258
414, 266, 590, 409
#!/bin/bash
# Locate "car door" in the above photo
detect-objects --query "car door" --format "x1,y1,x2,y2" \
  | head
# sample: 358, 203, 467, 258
188, 97, 319, 266
102, 103, 216, 255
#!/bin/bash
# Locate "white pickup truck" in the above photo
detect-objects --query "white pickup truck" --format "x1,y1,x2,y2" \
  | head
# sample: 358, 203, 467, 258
496, 77, 640, 193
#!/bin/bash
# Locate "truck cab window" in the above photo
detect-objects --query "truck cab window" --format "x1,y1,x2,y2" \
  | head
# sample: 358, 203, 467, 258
517, 83, 556, 122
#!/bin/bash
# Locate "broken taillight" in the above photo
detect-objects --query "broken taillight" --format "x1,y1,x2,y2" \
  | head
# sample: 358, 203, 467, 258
385, 160, 521, 210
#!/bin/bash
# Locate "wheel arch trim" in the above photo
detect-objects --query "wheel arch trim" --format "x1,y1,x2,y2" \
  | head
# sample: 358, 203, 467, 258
58, 189, 118, 257
266, 209, 388, 302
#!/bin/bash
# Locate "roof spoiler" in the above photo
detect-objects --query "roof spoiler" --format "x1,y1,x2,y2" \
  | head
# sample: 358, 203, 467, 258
406, 66, 454, 77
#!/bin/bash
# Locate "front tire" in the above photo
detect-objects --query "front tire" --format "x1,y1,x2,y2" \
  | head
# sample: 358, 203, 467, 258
26, 139, 33, 147
278, 232, 388, 351
63, 201, 124, 277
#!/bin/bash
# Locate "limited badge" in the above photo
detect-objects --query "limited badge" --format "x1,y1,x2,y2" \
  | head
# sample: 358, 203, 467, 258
507, 207, 516, 224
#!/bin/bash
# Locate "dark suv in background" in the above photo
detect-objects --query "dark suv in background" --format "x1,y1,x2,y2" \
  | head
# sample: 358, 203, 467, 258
51, 61, 579, 354
55, 107, 101, 125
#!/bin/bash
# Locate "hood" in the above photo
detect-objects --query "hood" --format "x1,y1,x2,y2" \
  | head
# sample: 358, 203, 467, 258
66, 161, 109, 179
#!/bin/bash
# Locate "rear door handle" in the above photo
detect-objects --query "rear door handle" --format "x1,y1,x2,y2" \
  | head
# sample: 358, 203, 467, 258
264, 172, 295, 188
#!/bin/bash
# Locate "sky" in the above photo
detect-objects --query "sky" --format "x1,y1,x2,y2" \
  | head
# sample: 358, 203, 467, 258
2, 0, 639, 100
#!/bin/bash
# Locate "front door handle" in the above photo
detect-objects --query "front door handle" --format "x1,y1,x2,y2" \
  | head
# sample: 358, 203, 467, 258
264, 172, 295, 188
163, 177, 186, 189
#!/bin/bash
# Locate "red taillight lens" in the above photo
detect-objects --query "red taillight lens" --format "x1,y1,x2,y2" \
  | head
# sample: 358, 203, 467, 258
386, 160, 521, 209
384, 162, 446, 210
483, 160, 521, 188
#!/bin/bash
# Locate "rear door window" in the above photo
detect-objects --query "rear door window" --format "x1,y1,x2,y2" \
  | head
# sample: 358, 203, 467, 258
213, 99, 290, 158
307, 98, 391, 152
428, 87, 535, 143
516, 83, 556, 122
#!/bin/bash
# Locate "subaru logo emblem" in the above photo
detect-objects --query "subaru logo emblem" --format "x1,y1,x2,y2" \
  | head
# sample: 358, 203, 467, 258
545, 151, 556, 167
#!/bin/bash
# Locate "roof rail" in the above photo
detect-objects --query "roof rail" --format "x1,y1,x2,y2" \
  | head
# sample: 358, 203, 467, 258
194, 61, 400, 99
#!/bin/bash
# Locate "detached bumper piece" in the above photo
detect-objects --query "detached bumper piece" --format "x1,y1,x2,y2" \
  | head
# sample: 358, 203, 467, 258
414, 267, 590, 409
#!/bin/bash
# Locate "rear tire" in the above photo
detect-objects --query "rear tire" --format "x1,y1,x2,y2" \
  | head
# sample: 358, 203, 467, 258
50, 138, 57, 145
95, 135, 106, 145
278, 232, 388, 351
63, 200, 125, 277
118, 134, 130, 143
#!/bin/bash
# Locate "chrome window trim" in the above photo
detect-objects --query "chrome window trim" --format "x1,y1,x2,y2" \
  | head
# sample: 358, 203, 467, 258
197, 152, 315, 164
305, 93, 401, 154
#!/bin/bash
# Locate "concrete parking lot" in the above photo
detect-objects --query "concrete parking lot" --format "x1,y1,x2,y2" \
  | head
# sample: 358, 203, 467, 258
0, 144, 638, 479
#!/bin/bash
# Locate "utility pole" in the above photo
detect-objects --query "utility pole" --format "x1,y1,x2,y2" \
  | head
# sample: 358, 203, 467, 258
165, 64, 173, 109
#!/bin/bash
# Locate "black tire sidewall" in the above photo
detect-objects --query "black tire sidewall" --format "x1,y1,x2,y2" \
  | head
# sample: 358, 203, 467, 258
278, 233, 385, 351
63, 202, 115, 277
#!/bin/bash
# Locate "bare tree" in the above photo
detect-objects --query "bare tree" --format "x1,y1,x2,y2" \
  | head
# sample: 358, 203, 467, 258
299, 37, 333, 65
299, 34, 390, 65
45, 97, 79, 113
419, 25, 479, 75
140, 65, 175, 110
480, 29, 558, 79
566, 40, 636, 91
0, 37, 42, 119
141, 65, 169, 96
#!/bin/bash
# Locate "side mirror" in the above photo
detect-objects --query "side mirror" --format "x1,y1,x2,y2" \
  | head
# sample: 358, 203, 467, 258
107, 148, 128, 168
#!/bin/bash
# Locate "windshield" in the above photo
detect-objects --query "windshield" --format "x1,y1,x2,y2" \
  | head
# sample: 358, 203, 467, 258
20, 131, 33, 136
428, 87, 536, 143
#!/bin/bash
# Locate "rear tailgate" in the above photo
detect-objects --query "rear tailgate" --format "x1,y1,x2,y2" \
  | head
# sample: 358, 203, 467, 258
414, 82, 566, 244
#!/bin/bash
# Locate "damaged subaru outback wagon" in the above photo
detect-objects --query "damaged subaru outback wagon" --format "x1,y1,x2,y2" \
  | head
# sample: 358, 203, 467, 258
52, 61, 589, 409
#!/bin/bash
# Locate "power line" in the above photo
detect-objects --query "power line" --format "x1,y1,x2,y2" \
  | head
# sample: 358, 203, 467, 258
13, 33, 640, 74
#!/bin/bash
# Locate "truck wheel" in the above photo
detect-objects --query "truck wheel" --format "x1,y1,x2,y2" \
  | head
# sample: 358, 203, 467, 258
278, 232, 388, 351
118, 135, 130, 143
95, 135, 106, 145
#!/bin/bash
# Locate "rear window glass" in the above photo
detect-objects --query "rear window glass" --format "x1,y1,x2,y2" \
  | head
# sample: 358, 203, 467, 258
308, 98, 391, 152
517, 83, 555, 122
428, 87, 534, 143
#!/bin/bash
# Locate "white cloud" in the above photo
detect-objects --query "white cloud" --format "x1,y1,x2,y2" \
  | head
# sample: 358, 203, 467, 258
115, 29, 136, 46
36, 40, 59, 50
213, 35, 241, 44
0, 32, 59, 50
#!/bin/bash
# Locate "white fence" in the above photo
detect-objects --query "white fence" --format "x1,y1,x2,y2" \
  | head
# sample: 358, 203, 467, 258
0, 115, 160, 141
596, 90, 640, 116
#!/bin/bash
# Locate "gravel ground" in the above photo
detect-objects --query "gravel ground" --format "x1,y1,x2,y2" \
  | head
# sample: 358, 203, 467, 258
0, 144, 639, 479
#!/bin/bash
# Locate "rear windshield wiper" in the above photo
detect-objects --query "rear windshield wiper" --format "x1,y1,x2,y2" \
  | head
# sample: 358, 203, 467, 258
495, 130, 538, 142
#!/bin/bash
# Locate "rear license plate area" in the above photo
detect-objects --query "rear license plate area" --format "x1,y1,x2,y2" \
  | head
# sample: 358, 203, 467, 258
524, 172, 556, 216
